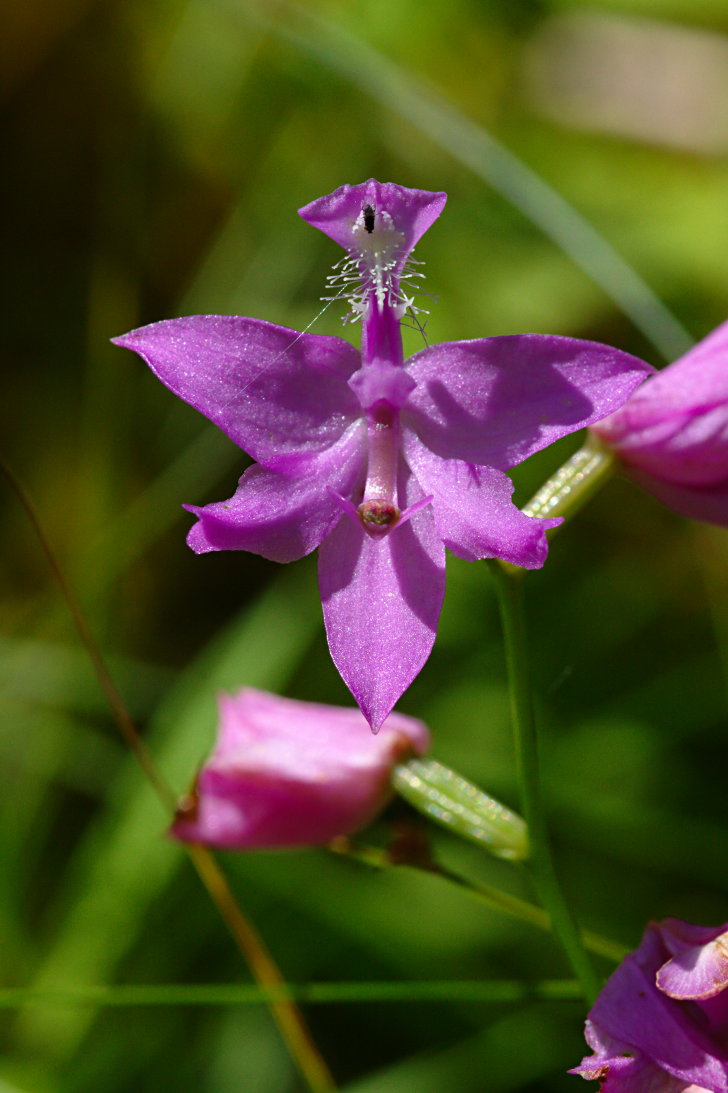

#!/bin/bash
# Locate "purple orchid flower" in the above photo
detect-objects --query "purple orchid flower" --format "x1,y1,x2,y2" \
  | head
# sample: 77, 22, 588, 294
570, 917, 728, 1092
592, 320, 728, 527
113, 180, 653, 730
170, 688, 429, 849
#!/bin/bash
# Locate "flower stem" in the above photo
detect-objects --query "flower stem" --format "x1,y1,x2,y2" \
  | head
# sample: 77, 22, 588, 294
487, 560, 601, 1003
522, 433, 616, 525
330, 839, 627, 964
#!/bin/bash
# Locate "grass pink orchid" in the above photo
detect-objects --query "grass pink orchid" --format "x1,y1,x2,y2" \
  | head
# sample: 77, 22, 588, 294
571, 918, 728, 1093
170, 688, 429, 849
113, 180, 653, 730
592, 320, 728, 527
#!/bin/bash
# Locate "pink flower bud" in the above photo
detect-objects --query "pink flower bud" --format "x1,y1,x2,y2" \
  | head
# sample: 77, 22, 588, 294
592, 321, 728, 526
170, 689, 429, 849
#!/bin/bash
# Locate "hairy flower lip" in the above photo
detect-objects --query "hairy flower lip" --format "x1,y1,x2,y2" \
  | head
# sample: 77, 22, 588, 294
298, 179, 448, 267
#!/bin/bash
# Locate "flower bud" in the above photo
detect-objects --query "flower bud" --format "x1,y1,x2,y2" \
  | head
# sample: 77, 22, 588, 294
591, 320, 728, 526
392, 758, 528, 861
170, 689, 429, 849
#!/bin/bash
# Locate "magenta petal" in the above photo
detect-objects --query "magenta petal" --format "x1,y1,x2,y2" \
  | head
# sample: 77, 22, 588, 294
657, 932, 728, 1001
604, 319, 728, 427
570, 1024, 687, 1093
186, 430, 365, 563
404, 435, 559, 569
586, 924, 728, 1093
171, 689, 430, 849
597, 403, 728, 488
299, 179, 447, 257
318, 476, 445, 732
112, 316, 360, 469
589, 320, 728, 523
405, 335, 654, 469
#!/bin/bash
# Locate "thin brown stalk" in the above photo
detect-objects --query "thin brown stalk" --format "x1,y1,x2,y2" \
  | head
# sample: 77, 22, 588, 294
0, 453, 337, 1093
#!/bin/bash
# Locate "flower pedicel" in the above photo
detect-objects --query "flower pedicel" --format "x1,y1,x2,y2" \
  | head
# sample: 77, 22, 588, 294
114, 180, 653, 730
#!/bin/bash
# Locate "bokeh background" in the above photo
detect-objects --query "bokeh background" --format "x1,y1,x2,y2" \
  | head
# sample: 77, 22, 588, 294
2, 0, 728, 1090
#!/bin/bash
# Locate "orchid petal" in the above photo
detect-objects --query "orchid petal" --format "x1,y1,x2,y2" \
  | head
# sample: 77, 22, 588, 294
404, 435, 559, 568
607, 319, 728, 425
405, 335, 654, 469
187, 429, 365, 563
570, 1026, 689, 1093
299, 179, 446, 258
171, 689, 429, 849
626, 470, 728, 528
586, 924, 728, 1093
113, 316, 360, 469
658, 931, 728, 1001
318, 472, 445, 732
597, 402, 728, 487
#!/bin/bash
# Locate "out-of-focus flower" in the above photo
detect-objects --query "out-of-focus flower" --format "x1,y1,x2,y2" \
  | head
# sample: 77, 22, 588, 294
592, 321, 728, 526
114, 180, 652, 730
170, 688, 429, 849
570, 917, 728, 1092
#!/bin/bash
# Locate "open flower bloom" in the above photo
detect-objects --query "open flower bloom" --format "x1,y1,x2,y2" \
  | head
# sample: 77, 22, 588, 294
592, 321, 728, 526
570, 917, 728, 1092
113, 180, 653, 730
170, 688, 429, 849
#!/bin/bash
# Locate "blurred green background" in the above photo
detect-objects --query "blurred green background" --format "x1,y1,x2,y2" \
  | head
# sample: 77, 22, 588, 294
2, 0, 728, 1089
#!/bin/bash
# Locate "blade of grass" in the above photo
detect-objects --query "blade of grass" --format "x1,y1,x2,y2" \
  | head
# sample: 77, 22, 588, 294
330, 840, 627, 964
0, 979, 581, 1007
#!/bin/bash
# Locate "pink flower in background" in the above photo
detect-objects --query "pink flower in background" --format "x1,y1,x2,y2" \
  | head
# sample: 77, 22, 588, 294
114, 180, 653, 730
571, 917, 728, 1092
592, 320, 728, 526
170, 688, 429, 849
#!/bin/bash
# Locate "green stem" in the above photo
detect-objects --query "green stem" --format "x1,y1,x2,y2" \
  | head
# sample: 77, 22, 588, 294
0, 979, 583, 1008
522, 434, 616, 524
488, 561, 601, 1002
330, 841, 626, 963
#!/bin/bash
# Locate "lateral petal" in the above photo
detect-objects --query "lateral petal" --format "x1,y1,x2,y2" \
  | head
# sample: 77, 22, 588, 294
405, 435, 559, 569
405, 335, 654, 469
318, 472, 445, 732
187, 428, 365, 563
113, 316, 361, 469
